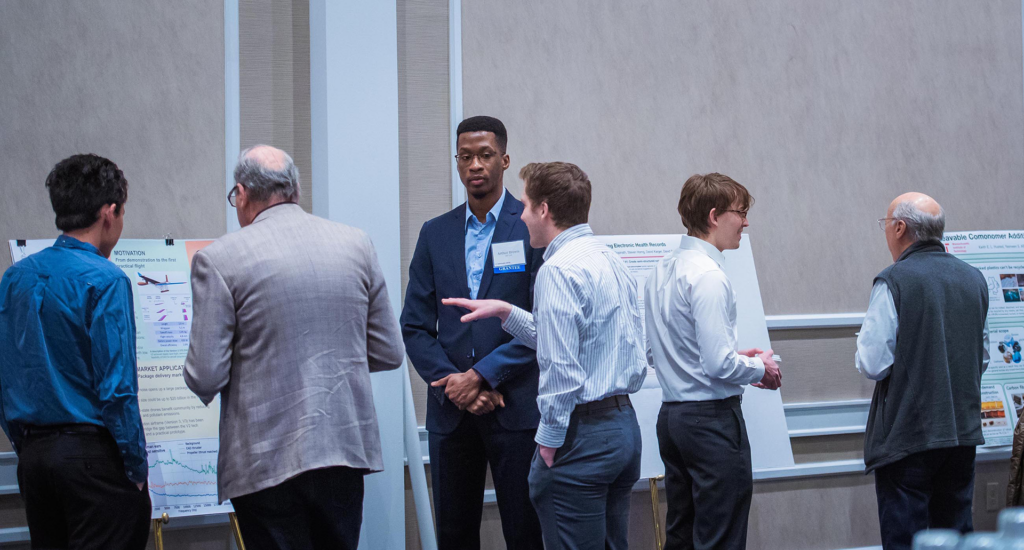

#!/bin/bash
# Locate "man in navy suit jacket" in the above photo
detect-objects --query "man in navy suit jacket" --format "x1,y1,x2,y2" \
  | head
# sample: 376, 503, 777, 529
402, 116, 544, 549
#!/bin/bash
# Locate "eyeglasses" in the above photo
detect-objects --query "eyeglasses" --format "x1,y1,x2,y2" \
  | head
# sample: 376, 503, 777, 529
454, 151, 499, 166
723, 209, 748, 220
877, 217, 898, 231
227, 185, 241, 207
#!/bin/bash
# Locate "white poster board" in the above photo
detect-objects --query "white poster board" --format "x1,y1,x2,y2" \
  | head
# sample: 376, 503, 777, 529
943, 230, 1024, 447
595, 234, 795, 478
9, 239, 231, 518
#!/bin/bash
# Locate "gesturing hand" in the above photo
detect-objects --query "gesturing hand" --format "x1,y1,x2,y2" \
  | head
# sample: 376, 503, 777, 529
467, 390, 506, 415
442, 298, 513, 323
431, 369, 483, 409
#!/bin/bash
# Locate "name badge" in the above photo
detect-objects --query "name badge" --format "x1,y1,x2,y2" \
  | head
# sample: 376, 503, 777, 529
492, 241, 527, 273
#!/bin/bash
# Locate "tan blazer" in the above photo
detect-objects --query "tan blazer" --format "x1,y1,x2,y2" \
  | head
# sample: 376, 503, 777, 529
184, 203, 404, 502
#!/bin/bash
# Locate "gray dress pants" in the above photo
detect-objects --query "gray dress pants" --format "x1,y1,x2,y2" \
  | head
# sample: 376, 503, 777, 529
528, 396, 642, 550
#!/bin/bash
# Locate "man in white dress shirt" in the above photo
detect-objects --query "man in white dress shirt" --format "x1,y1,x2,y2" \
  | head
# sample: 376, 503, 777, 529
645, 173, 781, 550
856, 193, 988, 550
444, 162, 648, 550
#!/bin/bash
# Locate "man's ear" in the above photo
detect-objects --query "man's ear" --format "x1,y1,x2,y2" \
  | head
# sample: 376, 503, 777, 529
501, 153, 510, 170
99, 203, 117, 226
707, 207, 719, 231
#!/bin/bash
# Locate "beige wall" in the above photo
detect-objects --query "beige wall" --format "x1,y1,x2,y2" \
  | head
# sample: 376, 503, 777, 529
461, 0, 1024, 315
0, 0, 227, 276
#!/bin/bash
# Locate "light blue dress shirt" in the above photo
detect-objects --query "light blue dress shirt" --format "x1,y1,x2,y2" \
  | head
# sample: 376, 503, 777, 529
465, 190, 506, 300
502, 224, 648, 447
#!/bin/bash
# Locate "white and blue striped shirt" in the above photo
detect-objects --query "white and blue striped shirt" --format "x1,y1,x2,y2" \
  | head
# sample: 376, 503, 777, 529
502, 224, 647, 447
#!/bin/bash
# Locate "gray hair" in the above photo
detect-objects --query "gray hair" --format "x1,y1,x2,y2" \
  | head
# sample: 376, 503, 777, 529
892, 200, 945, 242
233, 145, 301, 203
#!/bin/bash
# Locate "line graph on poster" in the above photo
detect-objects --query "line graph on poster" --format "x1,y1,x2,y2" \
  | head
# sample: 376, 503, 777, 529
147, 438, 233, 518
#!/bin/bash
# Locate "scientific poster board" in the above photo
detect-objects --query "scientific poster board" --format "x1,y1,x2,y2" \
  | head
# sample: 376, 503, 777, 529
943, 230, 1024, 447
595, 234, 795, 479
9, 239, 230, 519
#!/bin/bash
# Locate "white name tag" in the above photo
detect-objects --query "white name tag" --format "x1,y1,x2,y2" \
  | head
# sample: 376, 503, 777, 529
492, 241, 527, 273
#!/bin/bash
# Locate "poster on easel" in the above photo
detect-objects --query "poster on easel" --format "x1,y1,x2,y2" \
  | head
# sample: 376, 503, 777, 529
594, 234, 795, 479
9, 238, 231, 519
942, 230, 1024, 447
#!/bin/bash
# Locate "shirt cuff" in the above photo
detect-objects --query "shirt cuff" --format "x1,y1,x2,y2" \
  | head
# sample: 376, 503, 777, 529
535, 421, 567, 448
748, 356, 766, 386
502, 306, 532, 341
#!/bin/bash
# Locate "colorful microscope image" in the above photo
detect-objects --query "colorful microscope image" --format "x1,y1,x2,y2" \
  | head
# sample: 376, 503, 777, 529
1000, 334, 1023, 364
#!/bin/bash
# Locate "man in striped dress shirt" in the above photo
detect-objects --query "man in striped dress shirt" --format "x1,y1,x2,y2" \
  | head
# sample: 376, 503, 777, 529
444, 162, 648, 550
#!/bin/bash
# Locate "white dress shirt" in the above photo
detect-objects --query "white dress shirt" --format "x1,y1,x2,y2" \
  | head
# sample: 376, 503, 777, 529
645, 235, 765, 402
502, 224, 648, 448
855, 280, 989, 381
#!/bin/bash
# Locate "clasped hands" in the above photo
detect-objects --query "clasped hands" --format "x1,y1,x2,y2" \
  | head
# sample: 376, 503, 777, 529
432, 369, 505, 415
430, 298, 518, 415
740, 348, 782, 390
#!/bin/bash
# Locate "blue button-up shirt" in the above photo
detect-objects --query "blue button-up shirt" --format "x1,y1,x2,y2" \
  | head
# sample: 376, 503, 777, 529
0, 235, 148, 483
465, 190, 506, 300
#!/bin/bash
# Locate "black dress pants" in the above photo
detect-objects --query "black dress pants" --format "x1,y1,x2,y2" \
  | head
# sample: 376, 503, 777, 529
17, 426, 151, 550
230, 466, 365, 550
428, 413, 543, 550
657, 397, 753, 550
874, 446, 976, 550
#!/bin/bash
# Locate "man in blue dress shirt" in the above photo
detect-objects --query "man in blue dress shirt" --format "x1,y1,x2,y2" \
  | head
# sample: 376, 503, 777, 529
0, 155, 150, 549
402, 116, 544, 549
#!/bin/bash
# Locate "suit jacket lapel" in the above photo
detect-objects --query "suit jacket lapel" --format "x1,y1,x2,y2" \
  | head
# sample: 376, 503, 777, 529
477, 191, 521, 300
448, 205, 470, 299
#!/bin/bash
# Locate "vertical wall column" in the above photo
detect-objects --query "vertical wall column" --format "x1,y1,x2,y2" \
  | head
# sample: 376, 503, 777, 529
224, 0, 240, 233
310, 2, 405, 549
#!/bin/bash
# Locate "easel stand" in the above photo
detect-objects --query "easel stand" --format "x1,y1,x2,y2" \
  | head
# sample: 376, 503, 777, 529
649, 475, 665, 550
151, 512, 246, 550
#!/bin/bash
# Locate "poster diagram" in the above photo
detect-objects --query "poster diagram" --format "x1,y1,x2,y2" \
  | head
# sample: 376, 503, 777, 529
944, 231, 1024, 446
8, 238, 228, 518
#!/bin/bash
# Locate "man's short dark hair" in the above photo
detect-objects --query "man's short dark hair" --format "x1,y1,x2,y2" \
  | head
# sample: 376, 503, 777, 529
520, 162, 591, 229
456, 116, 507, 153
676, 173, 753, 237
45, 154, 129, 232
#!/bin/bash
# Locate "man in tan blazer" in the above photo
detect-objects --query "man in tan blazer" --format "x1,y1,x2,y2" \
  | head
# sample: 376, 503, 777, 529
184, 145, 404, 550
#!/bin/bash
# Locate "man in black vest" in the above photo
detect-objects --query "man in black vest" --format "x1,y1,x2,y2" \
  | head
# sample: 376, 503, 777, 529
856, 192, 989, 550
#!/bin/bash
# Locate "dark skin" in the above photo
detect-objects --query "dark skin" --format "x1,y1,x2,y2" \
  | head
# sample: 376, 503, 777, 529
458, 131, 510, 222
430, 130, 511, 412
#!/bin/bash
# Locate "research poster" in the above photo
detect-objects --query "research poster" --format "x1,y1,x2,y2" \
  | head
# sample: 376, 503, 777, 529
9, 239, 230, 518
595, 234, 795, 478
943, 231, 1024, 446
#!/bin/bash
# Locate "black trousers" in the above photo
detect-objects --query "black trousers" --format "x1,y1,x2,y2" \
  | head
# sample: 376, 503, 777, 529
657, 397, 753, 550
874, 446, 976, 550
17, 426, 151, 550
428, 413, 543, 550
230, 466, 365, 550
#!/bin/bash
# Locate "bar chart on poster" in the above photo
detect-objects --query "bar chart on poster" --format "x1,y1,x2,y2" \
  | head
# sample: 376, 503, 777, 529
8, 238, 230, 518
943, 230, 1024, 447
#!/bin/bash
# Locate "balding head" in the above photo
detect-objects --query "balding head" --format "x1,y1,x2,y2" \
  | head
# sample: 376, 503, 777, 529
233, 144, 301, 204
883, 192, 945, 261
243, 145, 291, 173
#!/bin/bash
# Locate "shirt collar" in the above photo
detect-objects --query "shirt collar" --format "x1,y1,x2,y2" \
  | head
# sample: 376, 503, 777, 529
252, 201, 301, 225
465, 189, 506, 229
55, 234, 102, 257
543, 223, 593, 261
679, 235, 725, 267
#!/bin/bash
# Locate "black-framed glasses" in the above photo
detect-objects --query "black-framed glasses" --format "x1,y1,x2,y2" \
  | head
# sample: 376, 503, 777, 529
227, 184, 241, 207
454, 151, 498, 166
724, 209, 749, 220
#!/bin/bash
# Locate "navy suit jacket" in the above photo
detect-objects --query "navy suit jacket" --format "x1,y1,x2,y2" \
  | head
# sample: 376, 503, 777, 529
402, 190, 544, 434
